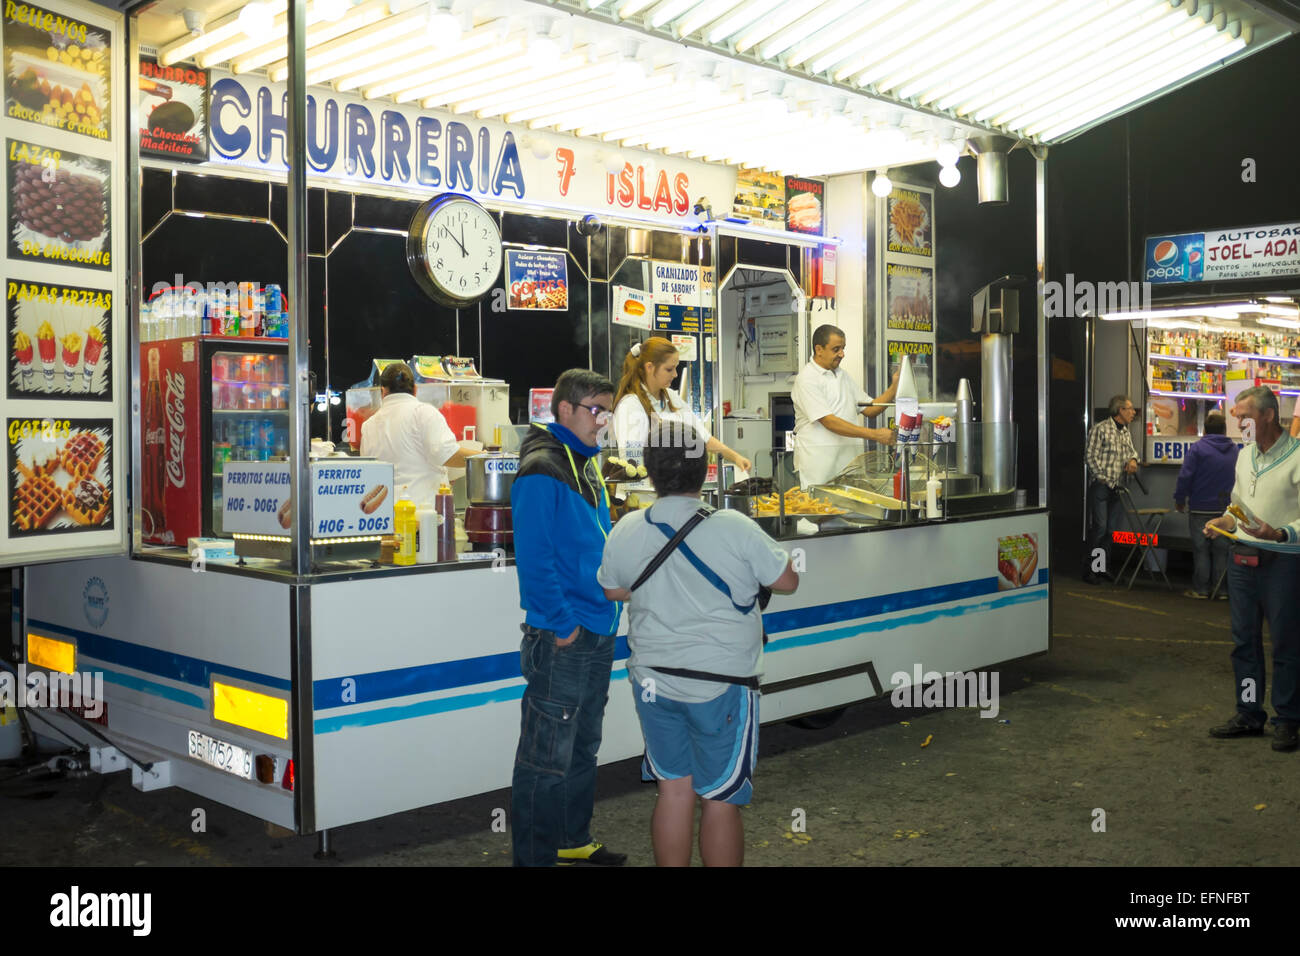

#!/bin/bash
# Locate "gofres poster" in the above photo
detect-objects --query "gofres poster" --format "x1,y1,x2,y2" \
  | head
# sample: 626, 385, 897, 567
6, 137, 110, 270
138, 56, 207, 161
3, 1, 111, 141
886, 263, 933, 332
7, 416, 112, 536
505, 248, 568, 311
887, 186, 933, 258
7, 278, 111, 399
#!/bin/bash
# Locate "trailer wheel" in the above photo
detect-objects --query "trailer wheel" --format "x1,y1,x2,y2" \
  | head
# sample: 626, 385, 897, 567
788, 707, 846, 730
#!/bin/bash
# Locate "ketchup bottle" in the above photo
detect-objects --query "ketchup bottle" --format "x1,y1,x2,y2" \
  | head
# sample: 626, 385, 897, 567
436, 483, 455, 561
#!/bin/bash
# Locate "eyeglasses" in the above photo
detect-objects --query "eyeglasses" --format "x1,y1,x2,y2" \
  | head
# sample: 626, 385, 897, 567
577, 403, 612, 422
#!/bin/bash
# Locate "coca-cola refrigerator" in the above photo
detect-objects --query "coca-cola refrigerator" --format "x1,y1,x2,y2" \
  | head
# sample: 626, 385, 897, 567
141, 335, 290, 544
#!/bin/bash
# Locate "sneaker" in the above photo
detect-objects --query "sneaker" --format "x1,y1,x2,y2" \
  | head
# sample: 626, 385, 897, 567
1272, 723, 1299, 752
556, 842, 627, 866
1208, 713, 1265, 738
1183, 590, 1208, 599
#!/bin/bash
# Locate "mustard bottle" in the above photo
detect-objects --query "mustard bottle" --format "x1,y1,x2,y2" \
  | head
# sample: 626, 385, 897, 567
394, 496, 417, 566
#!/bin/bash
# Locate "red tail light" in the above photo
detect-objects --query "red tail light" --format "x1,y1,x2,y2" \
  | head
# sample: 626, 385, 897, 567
282, 758, 294, 791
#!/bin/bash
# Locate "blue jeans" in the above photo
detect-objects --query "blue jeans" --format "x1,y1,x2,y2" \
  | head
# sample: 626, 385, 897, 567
511, 623, 615, 867
1188, 512, 1229, 596
1226, 553, 1300, 726
1085, 480, 1118, 573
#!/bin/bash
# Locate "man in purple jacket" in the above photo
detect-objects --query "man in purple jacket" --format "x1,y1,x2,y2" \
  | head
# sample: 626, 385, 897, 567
1174, 411, 1239, 599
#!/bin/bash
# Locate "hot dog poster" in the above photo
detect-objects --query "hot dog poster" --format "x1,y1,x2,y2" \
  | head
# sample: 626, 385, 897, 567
222, 459, 394, 537
506, 248, 568, 311
612, 284, 652, 330
4, 0, 112, 141
997, 533, 1039, 591
6, 138, 110, 271
138, 56, 207, 162
7, 277, 111, 399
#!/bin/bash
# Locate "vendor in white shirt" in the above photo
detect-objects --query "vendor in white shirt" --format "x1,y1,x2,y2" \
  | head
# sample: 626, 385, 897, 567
792, 324, 898, 488
610, 337, 751, 498
359, 363, 481, 503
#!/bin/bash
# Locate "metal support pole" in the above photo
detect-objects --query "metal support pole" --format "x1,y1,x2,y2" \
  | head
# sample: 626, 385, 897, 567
315, 828, 335, 860
1036, 157, 1048, 508
287, 0, 310, 577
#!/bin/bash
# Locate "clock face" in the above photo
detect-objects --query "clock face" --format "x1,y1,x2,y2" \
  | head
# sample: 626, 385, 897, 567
407, 195, 503, 308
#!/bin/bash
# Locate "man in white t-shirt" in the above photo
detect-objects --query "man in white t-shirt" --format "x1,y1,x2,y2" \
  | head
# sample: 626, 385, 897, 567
791, 324, 898, 487
359, 363, 480, 503
598, 423, 798, 866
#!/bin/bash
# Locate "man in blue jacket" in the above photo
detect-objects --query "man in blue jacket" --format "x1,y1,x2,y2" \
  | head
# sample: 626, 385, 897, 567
510, 368, 626, 867
1174, 410, 1238, 599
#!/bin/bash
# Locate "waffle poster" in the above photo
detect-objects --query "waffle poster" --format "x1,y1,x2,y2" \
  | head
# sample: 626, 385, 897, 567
997, 533, 1039, 590
3, 1, 111, 141
886, 263, 933, 332
7, 417, 112, 536
7, 138, 110, 270
138, 56, 207, 162
886, 187, 933, 258
7, 278, 111, 399
506, 248, 568, 311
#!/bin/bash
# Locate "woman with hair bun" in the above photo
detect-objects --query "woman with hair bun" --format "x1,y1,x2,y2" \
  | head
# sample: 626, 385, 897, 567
610, 337, 751, 499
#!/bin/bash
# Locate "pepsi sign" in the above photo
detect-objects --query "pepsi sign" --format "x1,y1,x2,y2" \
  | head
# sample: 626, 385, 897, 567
1145, 234, 1205, 283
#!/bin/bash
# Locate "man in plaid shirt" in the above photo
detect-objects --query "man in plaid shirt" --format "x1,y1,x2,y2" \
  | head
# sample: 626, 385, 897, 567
1084, 395, 1139, 584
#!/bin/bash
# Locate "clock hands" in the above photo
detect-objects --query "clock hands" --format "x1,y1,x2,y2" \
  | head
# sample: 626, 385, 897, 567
459, 222, 468, 258
444, 223, 467, 257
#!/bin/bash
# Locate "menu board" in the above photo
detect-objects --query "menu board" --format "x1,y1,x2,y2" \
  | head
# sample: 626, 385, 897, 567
7, 416, 112, 536
505, 248, 568, 311
4, 1, 110, 141
6, 137, 109, 268
785, 176, 824, 235
731, 168, 784, 229
7, 278, 110, 398
885, 263, 933, 332
880, 182, 936, 400
138, 56, 207, 162
1, 0, 124, 565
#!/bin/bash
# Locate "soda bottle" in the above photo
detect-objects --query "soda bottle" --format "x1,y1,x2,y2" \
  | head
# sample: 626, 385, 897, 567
143, 347, 167, 539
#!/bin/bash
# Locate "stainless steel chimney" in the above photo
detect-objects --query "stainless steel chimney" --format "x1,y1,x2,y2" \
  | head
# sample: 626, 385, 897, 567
966, 135, 1017, 205
971, 276, 1023, 493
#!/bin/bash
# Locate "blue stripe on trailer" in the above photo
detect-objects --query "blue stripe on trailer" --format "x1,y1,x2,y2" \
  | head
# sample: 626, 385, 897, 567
27, 618, 292, 692
312, 580, 1048, 733
762, 576, 1001, 635
99, 667, 206, 709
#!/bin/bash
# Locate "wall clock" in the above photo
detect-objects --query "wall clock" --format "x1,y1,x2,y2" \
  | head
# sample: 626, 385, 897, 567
407, 194, 503, 308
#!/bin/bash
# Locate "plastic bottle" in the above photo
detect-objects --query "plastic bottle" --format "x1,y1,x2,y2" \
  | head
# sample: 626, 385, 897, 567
435, 483, 455, 561
926, 476, 941, 519
394, 495, 417, 565
416, 500, 438, 564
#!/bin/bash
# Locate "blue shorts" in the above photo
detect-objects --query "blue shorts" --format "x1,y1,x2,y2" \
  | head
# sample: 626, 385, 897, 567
633, 682, 759, 805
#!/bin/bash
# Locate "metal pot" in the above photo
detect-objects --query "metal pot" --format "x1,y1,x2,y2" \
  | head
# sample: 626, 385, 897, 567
721, 493, 753, 516
466, 452, 519, 506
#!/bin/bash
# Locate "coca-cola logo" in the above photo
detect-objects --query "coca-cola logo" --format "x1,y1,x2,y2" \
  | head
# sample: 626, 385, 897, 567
164, 369, 186, 488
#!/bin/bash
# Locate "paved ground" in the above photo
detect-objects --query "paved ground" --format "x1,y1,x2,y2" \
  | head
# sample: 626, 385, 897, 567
2, 568, 1296, 867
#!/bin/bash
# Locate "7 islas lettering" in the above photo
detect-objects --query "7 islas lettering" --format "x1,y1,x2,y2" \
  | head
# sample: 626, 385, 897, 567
606, 163, 690, 216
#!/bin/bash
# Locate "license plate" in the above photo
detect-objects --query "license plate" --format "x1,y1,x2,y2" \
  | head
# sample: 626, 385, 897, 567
187, 730, 253, 780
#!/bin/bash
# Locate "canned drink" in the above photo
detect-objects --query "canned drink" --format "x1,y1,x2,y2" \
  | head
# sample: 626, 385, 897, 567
256, 419, 274, 460
264, 284, 283, 313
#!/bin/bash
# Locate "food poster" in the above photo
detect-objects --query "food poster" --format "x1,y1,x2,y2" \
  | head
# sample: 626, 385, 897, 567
785, 176, 824, 235
7, 416, 112, 536
7, 278, 109, 398
4, 1, 110, 141
997, 532, 1039, 590
506, 248, 568, 311
7, 138, 109, 270
886, 340, 933, 405
612, 284, 652, 329
886, 186, 932, 258
732, 168, 784, 229
138, 56, 207, 161
886, 263, 933, 332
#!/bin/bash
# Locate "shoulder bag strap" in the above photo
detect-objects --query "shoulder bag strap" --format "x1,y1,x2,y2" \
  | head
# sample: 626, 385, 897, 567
629, 505, 712, 593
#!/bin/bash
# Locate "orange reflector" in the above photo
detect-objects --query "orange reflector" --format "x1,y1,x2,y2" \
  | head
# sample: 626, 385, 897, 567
212, 682, 288, 739
27, 633, 75, 674
255, 754, 276, 784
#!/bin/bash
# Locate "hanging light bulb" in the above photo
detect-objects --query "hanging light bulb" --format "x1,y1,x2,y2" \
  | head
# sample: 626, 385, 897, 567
939, 164, 961, 188
426, 0, 461, 45
935, 140, 962, 168
237, 1, 274, 38
871, 171, 893, 197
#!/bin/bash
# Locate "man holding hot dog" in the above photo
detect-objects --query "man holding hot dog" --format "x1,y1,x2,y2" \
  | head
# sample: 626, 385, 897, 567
510, 369, 627, 866
359, 363, 480, 503
791, 325, 898, 488
1202, 386, 1300, 752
